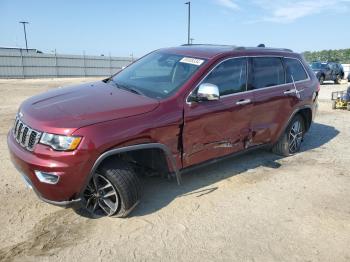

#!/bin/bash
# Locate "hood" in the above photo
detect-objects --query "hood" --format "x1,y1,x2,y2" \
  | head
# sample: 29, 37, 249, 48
20, 81, 159, 134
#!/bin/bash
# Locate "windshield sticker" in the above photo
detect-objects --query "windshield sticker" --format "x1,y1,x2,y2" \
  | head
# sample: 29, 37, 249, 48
180, 57, 204, 66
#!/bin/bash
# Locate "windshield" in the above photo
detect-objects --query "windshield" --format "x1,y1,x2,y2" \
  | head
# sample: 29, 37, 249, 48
111, 52, 206, 99
310, 62, 327, 70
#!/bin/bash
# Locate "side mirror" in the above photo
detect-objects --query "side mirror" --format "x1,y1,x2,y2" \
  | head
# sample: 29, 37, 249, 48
196, 83, 220, 101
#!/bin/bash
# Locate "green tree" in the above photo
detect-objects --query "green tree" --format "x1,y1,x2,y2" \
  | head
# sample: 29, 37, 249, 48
302, 49, 350, 64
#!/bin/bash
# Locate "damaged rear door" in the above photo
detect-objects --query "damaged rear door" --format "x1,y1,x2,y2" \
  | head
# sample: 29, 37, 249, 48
182, 57, 254, 167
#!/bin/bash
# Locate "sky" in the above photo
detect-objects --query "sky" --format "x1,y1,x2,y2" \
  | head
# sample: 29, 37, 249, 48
0, 0, 349, 57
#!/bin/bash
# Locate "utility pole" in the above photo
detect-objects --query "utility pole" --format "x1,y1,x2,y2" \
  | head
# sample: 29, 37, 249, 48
19, 21, 29, 52
185, 2, 191, 45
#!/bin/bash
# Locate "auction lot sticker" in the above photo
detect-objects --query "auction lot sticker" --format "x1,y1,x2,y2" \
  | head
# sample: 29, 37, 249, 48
180, 57, 204, 66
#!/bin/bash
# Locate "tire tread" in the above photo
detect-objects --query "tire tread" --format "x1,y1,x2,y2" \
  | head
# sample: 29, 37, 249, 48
98, 158, 141, 217
272, 114, 304, 157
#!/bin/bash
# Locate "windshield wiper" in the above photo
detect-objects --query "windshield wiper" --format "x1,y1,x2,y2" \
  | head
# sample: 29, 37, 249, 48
120, 85, 144, 96
103, 76, 112, 83
109, 80, 144, 96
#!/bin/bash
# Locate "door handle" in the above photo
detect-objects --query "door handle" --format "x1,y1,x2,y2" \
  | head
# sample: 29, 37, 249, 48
236, 99, 251, 105
284, 89, 296, 95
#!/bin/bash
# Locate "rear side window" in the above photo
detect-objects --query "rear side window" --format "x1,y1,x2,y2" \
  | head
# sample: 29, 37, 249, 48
284, 58, 308, 82
250, 57, 285, 89
204, 58, 247, 96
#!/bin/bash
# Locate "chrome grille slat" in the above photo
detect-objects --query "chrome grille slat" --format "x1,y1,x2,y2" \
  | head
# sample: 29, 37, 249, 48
14, 119, 20, 135
28, 131, 37, 149
21, 127, 29, 145
16, 123, 23, 141
13, 116, 42, 152
18, 124, 25, 144
24, 128, 32, 147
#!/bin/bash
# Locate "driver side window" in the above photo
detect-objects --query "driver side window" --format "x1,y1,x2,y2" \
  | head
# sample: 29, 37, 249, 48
203, 58, 247, 96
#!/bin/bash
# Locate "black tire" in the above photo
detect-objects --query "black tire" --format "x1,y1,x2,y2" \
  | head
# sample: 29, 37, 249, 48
319, 75, 325, 85
272, 114, 305, 157
332, 100, 337, 110
76, 158, 141, 218
335, 75, 342, 84
347, 103, 350, 111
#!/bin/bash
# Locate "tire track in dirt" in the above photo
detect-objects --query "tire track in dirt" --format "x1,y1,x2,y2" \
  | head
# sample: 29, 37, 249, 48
0, 209, 92, 262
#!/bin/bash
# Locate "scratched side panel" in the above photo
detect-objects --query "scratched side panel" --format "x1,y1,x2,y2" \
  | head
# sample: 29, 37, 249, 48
183, 92, 254, 167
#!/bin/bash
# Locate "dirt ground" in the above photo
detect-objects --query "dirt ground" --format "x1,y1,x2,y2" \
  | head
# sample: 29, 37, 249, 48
0, 78, 349, 262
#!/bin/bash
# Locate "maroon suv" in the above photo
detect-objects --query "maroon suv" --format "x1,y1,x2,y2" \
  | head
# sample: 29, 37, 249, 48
8, 45, 319, 217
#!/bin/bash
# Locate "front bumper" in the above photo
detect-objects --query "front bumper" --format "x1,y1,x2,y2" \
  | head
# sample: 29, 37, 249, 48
7, 131, 93, 206
21, 172, 81, 207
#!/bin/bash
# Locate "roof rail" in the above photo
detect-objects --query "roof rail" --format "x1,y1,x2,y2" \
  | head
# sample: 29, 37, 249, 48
179, 44, 293, 52
234, 46, 293, 52
181, 44, 237, 48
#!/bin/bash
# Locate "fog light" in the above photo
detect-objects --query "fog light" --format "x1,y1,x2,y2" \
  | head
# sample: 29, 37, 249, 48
34, 171, 59, 184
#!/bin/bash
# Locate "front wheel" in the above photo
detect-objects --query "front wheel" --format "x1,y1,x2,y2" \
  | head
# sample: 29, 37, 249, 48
335, 75, 342, 84
272, 115, 305, 157
75, 158, 141, 218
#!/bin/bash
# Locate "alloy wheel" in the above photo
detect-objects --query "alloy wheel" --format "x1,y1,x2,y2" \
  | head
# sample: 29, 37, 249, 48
83, 174, 119, 216
319, 76, 324, 85
288, 120, 303, 154
336, 75, 341, 84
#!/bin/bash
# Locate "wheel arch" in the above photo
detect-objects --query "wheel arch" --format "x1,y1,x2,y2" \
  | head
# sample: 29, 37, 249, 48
86, 143, 181, 191
298, 107, 313, 132
275, 105, 313, 144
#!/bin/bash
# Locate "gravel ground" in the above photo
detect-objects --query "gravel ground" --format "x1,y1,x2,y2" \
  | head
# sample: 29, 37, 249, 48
0, 78, 349, 262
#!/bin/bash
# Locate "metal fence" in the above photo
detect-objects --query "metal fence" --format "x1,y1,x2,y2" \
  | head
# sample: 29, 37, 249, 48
0, 48, 133, 78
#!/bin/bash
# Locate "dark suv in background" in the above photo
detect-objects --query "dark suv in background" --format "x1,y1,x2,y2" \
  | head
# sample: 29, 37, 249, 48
8, 45, 319, 218
310, 61, 344, 84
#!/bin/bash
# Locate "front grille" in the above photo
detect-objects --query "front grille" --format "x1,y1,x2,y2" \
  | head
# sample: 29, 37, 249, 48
13, 116, 42, 151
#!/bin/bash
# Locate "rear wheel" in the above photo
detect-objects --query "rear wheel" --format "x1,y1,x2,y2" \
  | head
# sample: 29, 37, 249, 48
76, 158, 141, 218
319, 75, 325, 85
272, 115, 305, 157
335, 75, 342, 84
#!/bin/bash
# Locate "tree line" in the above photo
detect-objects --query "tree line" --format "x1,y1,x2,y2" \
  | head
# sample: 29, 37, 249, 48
302, 49, 350, 64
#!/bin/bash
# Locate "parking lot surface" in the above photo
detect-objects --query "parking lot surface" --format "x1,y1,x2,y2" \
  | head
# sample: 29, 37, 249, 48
0, 78, 349, 262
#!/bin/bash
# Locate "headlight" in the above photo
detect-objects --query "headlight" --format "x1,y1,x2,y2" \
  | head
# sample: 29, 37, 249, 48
40, 133, 82, 151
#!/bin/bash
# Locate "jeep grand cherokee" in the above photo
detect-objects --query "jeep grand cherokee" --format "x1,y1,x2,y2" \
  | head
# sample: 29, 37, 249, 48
8, 45, 319, 217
